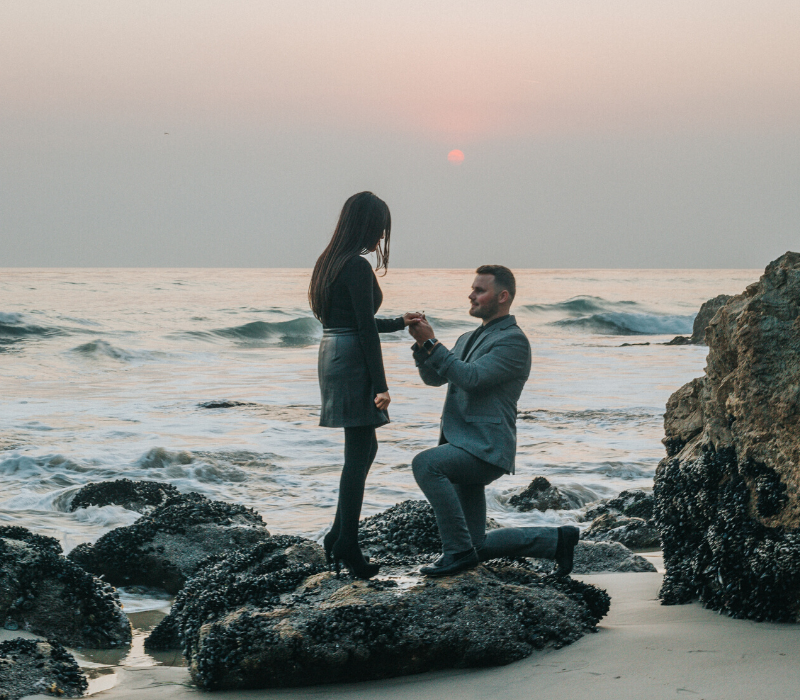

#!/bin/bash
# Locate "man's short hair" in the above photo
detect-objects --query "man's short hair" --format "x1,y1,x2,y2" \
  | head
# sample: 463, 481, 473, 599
476, 264, 516, 300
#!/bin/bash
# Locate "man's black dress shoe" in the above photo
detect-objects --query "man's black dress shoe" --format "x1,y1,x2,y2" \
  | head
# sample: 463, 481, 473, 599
420, 548, 479, 577
553, 525, 580, 578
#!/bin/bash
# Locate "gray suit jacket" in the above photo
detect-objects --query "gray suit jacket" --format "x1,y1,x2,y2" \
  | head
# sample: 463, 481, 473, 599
413, 315, 531, 474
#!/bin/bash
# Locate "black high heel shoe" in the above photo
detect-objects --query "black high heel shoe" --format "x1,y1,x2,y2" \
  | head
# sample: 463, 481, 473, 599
331, 540, 380, 580
323, 530, 338, 565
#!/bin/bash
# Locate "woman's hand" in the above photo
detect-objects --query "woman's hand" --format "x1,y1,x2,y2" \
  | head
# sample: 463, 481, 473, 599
403, 312, 424, 327
374, 391, 391, 411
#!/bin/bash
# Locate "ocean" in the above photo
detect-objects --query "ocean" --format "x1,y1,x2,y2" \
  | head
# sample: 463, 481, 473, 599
0, 267, 757, 556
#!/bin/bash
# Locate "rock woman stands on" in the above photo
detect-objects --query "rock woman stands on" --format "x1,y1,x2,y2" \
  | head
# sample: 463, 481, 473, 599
309, 192, 420, 579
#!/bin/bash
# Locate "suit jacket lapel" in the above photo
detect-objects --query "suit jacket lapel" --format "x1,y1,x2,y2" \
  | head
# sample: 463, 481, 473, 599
463, 315, 516, 362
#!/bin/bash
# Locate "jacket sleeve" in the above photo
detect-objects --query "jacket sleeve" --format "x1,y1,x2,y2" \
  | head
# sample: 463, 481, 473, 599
424, 334, 530, 392
411, 343, 449, 387
344, 257, 389, 393
375, 316, 405, 333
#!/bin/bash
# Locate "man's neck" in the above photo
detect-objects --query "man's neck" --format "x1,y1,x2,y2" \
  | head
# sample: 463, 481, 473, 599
481, 311, 511, 326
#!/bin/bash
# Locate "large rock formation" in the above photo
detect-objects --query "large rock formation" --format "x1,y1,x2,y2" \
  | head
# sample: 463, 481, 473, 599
68, 492, 270, 594
146, 538, 609, 690
69, 478, 180, 514
665, 293, 733, 345
654, 252, 800, 620
0, 638, 87, 700
0, 527, 131, 648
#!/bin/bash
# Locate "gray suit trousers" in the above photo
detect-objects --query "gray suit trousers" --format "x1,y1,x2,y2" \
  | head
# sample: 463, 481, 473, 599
412, 443, 559, 558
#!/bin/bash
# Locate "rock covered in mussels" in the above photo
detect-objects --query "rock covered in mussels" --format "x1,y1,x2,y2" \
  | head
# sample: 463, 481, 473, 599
583, 489, 655, 521
357, 500, 442, 557
509, 477, 569, 512
68, 491, 270, 594
579, 490, 659, 550
654, 252, 800, 620
525, 540, 656, 574
356, 500, 501, 562
581, 513, 660, 550
0, 638, 88, 700
0, 528, 130, 648
69, 478, 180, 514
159, 551, 608, 690
145, 535, 326, 652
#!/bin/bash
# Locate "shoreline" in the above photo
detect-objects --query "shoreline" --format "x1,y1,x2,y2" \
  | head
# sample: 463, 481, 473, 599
8, 555, 800, 700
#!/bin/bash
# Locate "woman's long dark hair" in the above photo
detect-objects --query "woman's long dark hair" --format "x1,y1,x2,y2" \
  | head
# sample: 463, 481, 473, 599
309, 192, 391, 324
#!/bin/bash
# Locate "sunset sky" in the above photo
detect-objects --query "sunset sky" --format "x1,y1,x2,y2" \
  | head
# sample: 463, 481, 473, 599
2, 1, 799, 267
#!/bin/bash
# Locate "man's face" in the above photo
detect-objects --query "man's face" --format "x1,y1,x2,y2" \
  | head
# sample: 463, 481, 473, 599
468, 274, 500, 319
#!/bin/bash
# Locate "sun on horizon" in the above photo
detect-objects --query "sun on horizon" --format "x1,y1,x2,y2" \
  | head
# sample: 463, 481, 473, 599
447, 149, 465, 164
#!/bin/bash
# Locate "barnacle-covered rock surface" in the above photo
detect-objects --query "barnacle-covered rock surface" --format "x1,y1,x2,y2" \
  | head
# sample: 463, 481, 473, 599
148, 536, 609, 690
356, 500, 442, 558
69, 478, 180, 514
654, 252, 800, 620
144, 535, 325, 652
0, 638, 88, 700
0, 527, 131, 648
68, 491, 270, 594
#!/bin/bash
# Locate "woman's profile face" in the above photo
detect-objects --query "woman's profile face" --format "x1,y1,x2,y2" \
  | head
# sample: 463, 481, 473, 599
368, 230, 386, 253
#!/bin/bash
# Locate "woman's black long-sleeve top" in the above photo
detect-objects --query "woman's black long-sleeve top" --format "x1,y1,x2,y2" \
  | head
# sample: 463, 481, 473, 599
324, 255, 404, 394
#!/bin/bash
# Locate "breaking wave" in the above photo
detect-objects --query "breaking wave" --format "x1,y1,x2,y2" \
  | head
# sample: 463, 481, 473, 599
70, 339, 136, 361
0, 312, 65, 344
553, 312, 694, 336
523, 295, 642, 317
183, 317, 321, 346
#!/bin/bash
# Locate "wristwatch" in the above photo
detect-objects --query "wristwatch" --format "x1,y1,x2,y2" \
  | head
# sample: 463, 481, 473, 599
422, 337, 438, 353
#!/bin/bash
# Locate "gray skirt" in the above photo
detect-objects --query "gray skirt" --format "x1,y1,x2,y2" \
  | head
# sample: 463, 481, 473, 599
318, 328, 389, 428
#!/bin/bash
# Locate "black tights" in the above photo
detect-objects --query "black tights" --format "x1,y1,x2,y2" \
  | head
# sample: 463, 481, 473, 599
329, 426, 378, 548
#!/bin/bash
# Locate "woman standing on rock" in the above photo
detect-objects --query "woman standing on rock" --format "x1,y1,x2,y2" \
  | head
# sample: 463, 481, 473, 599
309, 191, 420, 579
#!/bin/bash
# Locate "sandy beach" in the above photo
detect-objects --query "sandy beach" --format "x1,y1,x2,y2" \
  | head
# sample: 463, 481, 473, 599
6, 554, 798, 700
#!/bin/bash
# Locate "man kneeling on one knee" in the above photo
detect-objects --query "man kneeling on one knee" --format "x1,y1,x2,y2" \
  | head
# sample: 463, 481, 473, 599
409, 265, 579, 577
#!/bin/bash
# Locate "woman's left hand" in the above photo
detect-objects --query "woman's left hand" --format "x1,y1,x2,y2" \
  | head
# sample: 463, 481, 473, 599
403, 312, 424, 327
375, 391, 391, 411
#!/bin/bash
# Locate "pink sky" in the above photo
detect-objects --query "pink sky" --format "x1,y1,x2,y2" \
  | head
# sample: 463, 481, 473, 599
3, 1, 799, 138
1, 1, 798, 267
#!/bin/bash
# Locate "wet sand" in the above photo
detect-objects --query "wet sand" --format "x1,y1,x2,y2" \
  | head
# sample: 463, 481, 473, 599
9, 562, 800, 700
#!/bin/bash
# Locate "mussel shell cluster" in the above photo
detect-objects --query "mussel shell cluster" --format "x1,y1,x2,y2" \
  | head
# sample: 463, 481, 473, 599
655, 444, 800, 621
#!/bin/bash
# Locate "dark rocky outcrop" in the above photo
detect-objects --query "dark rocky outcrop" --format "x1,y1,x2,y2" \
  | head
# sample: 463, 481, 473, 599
147, 538, 609, 690
357, 500, 442, 558
582, 513, 660, 550
198, 400, 257, 409
665, 293, 733, 345
145, 535, 326, 652
0, 638, 88, 700
68, 492, 270, 594
580, 490, 659, 550
508, 477, 569, 512
654, 252, 800, 621
529, 540, 656, 574
583, 489, 655, 521
69, 478, 180, 514
357, 500, 501, 561
0, 528, 131, 648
